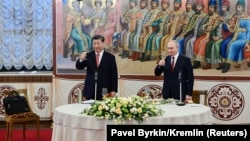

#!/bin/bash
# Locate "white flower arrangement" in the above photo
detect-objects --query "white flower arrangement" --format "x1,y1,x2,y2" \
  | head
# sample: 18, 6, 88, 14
82, 95, 163, 124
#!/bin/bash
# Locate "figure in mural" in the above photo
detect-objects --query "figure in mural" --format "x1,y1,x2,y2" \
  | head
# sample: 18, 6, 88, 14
88, 0, 105, 37
175, 0, 206, 62
63, 0, 92, 61
244, 42, 250, 68
128, 0, 149, 61
139, 0, 160, 62
119, 0, 138, 58
95, 0, 117, 50
193, 0, 221, 69
220, 0, 250, 73
180, 0, 195, 30
174, 0, 195, 55
160, 0, 187, 58
144, 0, 171, 62
202, 0, 232, 70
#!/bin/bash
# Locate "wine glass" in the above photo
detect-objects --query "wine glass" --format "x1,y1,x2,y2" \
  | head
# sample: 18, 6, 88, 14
84, 51, 88, 60
161, 53, 166, 60
102, 88, 108, 98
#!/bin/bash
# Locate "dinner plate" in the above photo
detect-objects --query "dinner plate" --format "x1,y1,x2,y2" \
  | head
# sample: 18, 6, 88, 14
176, 102, 185, 106
82, 100, 95, 104
146, 99, 166, 105
165, 98, 179, 104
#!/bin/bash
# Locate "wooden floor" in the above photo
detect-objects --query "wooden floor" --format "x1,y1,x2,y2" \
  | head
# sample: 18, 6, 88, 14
0, 120, 53, 129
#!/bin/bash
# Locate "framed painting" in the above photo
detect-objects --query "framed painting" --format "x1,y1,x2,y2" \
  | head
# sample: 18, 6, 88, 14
54, 0, 250, 77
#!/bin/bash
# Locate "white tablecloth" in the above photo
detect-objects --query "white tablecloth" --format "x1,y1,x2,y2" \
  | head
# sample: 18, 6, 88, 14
52, 103, 213, 141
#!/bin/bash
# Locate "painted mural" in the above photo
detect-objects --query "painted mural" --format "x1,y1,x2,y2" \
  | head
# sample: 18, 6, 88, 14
56, 0, 250, 76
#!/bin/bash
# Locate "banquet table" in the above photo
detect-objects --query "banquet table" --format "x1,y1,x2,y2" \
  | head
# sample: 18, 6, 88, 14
52, 103, 214, 141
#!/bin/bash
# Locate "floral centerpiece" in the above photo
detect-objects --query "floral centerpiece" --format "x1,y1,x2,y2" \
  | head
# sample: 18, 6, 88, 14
82, 95, 163, 124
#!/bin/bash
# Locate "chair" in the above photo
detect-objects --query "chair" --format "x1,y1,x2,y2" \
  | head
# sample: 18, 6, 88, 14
192, 90, 208, 105
2, 89, 40, 141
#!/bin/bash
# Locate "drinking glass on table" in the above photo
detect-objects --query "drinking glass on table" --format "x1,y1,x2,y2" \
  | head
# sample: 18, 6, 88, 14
102, 88, 108, 99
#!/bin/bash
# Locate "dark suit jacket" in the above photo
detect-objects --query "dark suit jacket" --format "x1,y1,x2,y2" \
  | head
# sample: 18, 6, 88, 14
76, 51, 118, 100
154, 55, 194, 101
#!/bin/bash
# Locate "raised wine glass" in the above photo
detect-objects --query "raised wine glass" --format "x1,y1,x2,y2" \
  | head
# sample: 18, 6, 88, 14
83, 51, 88, 60
161, 53, 166, 60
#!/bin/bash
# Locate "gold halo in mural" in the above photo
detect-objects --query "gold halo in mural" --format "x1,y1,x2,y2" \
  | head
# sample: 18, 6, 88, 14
111, 0, 117, 8
68, 0, 83, 10
92, 0, 105, 9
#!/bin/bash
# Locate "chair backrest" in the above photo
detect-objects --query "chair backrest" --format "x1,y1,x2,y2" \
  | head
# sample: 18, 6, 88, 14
192, 90, 208, 105
2, 89, 33, 114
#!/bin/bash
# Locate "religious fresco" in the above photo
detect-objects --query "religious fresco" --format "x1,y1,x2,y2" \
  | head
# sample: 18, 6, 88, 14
56, 0, 250, 76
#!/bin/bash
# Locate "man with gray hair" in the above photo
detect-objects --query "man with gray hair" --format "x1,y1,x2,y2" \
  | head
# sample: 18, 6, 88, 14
155, 40, 194, 102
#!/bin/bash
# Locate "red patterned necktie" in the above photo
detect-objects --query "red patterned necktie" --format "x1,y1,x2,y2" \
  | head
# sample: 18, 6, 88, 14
171, 56, 175, 72
96, 53, 100, 67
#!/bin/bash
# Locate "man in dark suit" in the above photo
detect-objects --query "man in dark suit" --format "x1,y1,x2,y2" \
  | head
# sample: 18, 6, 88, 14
154, 40, 194, 102
76, 35, 118, 100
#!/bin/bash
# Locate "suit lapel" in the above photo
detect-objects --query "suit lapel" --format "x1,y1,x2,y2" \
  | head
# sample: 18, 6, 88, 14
174, 56, 181, 71
91, 52, 98, 69
98, 51, 105, 68
167, 56, 171, 66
